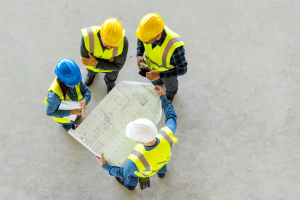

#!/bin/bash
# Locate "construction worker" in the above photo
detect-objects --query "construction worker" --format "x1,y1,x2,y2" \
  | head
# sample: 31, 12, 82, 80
95, 85, 178, 190
80, 18, 128, 93
136, 13, 188, 102
45, 58, 91, 131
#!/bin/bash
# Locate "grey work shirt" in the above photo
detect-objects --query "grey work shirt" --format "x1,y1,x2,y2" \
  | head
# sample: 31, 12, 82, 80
80, 30, 128, 71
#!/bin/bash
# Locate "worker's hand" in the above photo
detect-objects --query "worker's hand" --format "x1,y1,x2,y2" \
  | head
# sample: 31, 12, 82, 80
137, 56, 146, 68
95, 153, 106, 167
146, 70, 160, 81
80, 53, 98, 66
109, 57, 114, 63
79, 99, 87, 117
70, 109, 82, 115
154, 85, 164, 97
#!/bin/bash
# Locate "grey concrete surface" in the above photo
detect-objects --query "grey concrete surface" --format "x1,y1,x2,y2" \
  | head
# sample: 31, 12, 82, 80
1, 0, 300, 199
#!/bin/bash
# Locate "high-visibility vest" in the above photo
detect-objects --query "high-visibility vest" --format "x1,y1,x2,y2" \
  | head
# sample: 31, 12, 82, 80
44, 77, 83, 124
128, 126, 178, 178
144, 26, 185, 72
81, 26, 125, 73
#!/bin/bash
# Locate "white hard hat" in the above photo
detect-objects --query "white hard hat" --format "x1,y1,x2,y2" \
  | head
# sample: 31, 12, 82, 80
125, 118, 157, 143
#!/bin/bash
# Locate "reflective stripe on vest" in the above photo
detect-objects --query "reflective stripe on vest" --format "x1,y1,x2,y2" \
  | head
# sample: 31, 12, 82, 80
130, 150, 151, 171
128, 126, 178, 178
158, 129, 174, 148
144, 26, 185, 72
81, 26, 125, 73
44, 77, 83, 124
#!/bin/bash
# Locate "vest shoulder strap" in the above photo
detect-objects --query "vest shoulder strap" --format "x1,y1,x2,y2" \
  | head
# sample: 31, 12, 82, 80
48, 77, 63, 98
157, 126, 178, 148
81, 26, 101, 55
128, 144, 151, 171
45, 77, 82, 105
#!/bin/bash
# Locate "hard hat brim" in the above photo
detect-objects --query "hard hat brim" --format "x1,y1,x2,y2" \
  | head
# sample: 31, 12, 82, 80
102, 37, 122, 47
125, 122, 134, 140
136, 27, 149, 43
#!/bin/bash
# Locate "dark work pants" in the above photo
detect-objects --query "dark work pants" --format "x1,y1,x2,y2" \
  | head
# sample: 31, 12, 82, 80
124, 165, 167, 188
60, 122, 74, 130
151, 77, 178, 97
87, 69, 119, 88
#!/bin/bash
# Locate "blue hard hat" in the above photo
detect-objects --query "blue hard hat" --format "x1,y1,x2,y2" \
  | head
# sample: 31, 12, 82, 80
55, 58, 82, 87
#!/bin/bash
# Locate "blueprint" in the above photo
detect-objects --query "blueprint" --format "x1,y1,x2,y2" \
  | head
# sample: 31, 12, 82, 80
68, 81, 162, 166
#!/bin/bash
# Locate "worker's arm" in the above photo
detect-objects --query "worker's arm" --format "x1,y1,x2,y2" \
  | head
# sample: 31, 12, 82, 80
159, 46, 188, 79
161, 95, 177, 134
154, 85, 177, 133
45, 92, 70, 117
136, 39, 145, 56
102, 160, 138, 180
95, 154, 138, 179
80, 35, 128, 71
136, 39, 146, 68
79, 81, 91, 105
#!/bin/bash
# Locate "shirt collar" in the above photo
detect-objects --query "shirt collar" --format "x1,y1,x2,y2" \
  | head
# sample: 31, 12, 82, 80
144, 138, 160, 151
152, 28, 166, 47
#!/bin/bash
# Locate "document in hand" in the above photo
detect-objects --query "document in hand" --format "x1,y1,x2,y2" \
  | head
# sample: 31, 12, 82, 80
59, 100, 82, 121
59, 100, 81, 110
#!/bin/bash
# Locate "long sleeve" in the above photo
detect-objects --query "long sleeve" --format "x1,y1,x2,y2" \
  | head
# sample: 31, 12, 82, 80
136, 39, 145, 56
102, 160, 138, 179
80, 35, 128, 71
45, 92, 71, 117
159, 46, 188, 79
160, 95, 177, 134
79, 81, 91, 105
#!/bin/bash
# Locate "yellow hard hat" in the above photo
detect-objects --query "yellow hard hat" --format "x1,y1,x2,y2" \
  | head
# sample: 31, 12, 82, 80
136, 13, 164, 42
100, 18, 123, 46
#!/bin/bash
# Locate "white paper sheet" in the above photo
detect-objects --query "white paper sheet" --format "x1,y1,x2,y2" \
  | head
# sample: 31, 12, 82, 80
63, 115, 77, 121
59, 100, 81, 110
68, 81, 162, 166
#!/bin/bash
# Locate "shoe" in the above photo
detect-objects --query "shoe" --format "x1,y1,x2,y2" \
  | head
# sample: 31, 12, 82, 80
166, 96, 174, 102
75, 115, 82, 121
115, 177, 135, 191
84, 74, 95, 86
107, 86, 113, 94
73, 124, 79, 130
65, 124, 79, 132
157, 174, 165, 178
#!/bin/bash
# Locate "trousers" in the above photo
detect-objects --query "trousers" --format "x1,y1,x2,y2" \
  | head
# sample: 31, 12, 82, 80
60, 122, 73, 130
87, 69, 119, 88
125, 164, 167, 188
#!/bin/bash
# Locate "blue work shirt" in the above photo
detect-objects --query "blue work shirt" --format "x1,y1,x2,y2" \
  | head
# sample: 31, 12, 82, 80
102, 95, 177, 179
45, 81, 91, 118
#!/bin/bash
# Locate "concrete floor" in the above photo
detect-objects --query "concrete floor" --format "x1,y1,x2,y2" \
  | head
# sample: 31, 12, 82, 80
1, 0, 300, 199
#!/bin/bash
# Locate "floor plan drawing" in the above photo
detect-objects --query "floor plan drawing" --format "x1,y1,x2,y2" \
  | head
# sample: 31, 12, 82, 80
68, 81, 162, 166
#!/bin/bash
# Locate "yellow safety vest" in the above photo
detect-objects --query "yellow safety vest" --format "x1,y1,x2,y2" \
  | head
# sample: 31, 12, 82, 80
81, 26, 125, 73
144, 26, 185, 72
128, 126, 178, 178
44, 77, 83, 124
